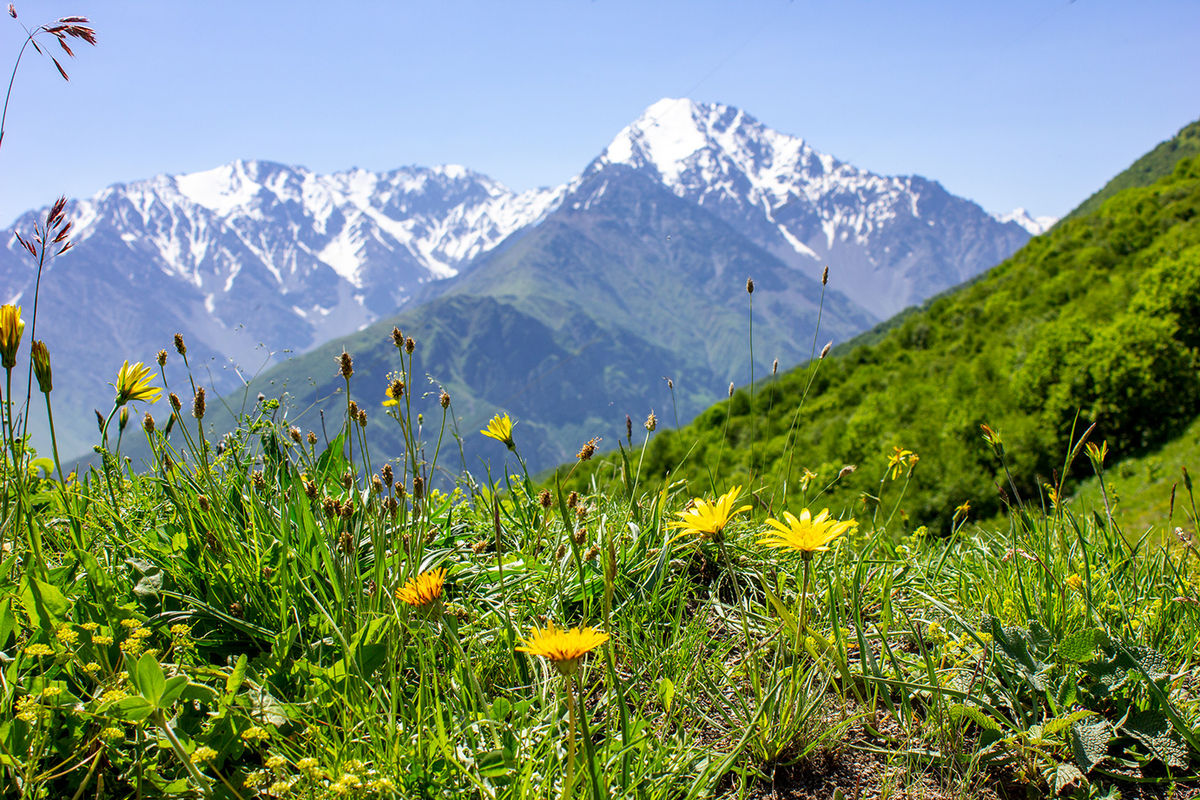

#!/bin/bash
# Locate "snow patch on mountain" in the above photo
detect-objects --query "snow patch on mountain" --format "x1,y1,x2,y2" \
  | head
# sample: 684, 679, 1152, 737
996, 207, 1057, 236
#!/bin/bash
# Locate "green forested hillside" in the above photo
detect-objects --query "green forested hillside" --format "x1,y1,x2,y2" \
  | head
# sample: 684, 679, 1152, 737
1068, 118, 1200, 220
567, 155, 1200, 531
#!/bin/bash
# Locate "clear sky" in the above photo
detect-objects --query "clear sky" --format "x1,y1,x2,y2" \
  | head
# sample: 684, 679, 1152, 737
0, 1, 1197, 226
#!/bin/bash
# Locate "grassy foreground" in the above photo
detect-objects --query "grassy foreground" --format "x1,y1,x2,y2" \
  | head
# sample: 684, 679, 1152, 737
2, 301, 1200, 799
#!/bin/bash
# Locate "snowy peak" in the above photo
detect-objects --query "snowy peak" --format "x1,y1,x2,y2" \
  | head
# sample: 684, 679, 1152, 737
996, 207, 1057, 236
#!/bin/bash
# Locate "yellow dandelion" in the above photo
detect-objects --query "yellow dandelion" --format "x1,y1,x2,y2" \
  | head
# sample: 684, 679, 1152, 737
113, 360, 161, 407
667, 486, 751, 542
395, 567, 446, 608
759, 508, 858, 560
516, 622, 609, 676
886, 446, 916, 480
481, 412, 516, 450
0, 303, 24, 370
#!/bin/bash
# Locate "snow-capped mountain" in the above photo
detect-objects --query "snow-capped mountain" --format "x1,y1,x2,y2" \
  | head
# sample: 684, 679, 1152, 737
589, 98, 1033, 318
1, 98, 1041, 461
996, 207, 1058, 236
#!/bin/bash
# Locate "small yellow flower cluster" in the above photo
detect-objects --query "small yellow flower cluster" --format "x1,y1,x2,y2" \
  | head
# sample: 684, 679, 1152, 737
15, 696, 42, 724
241, 725, 270, 744
191, 746, 218, 765
23, 643, 54, 658
55, 626, 78, 645
331, 772, 362, 796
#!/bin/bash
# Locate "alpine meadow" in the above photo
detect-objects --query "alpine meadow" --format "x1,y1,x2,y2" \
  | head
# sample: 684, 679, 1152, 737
4, 8, 1200, 800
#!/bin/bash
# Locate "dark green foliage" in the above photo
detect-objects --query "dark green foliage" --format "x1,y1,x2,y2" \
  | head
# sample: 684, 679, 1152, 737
570, 155, 1200, 531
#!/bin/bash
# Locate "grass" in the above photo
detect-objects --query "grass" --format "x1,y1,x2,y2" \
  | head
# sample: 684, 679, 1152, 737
3, 281, 1200, 799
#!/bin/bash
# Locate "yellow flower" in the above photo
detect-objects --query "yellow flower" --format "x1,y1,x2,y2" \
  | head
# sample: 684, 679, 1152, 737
516, 622, 610, 676
759, 508, 858, 560
887, 446, 916, 480
395, 567, 446, 608
113, 360, 161, 406
953, 500, 970, 521
0, 304, 23, 369
1066, 573, 1084, 593
667, 486, 751, 542
382, 377, 404, 407
481, 413, 516, 449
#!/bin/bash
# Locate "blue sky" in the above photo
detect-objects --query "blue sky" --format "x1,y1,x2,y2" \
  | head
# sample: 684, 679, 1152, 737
0, 1, 1197, 226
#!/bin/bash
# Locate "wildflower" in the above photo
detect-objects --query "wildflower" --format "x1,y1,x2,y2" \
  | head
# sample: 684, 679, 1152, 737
644, 411, 657, 432
953, 500, 970, 521
395, 567, 446, 608
113, 360, 161, 406
370, 777, 396, 792
297, 757, 321, 774
799, 468, 818, 492
191, 746, 217, 764
55, 626, 78, 645
439, 389, 451, 408
241, 725, 270, 744
83, 661, 102, 673
1066, 573, 1084, 593
101, 725, 124, 741
80, 622, 99, 632
338, 349, 353, 379
30, 340, 51, 392
269, 779, 294, 796
481, 413, 516, 450
516, 622, 610, 677
382, 378, 405, 407
0, 304, 23, 369
746, 277, 754, 294
887, 446, 916, 480
759, 508, 858, 560
92, 634, 113, 645
265, 754, 289, 770
667, 486, 751, 543
23, 643, 54, 657
192, 386, 205, 419
15, 696, 40, 723
99, 688, 129, 705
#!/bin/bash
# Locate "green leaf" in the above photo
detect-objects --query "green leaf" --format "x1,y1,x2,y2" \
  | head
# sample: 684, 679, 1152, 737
1070, 718, 1112, 773
19, 577, 68, 630
1043, 709, 1095, 737
0, 598, 16, 649
159, 675, 188, 709
657, 678, 676, 713
132, 653, 166, 707
1122, 710, 1188, 768
225, 654, 247, 700
946, 703, 1000, 731
1057, 628, 1105, 662
105, 696, 154, 722
1052, 763, 1086, 795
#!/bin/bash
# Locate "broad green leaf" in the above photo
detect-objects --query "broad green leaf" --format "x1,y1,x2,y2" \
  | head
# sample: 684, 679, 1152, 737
159, 675, 189, 709
0, 597, 16, 648
1122, 710, 1188, 768
225, 654, 247, 700
105, 696, 154, 722
1070, 718, 1112, 773
19, 577, 68, 630
1052, 763, 1085, 795
132, 653, 166, 707
1057, 628, 1105, 662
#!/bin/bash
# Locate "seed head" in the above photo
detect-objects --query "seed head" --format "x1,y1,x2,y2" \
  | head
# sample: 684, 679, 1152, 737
156, 349, 167, 367
304, 479, 318, 500
626, 414, 632, 440
392, 327, 404, 350
347, 400, 359, 420
404, 337, 415, 354
838, 464, 857, 480
412, 475, 424, 499
820, 341, 832, 359
821, 266, 828, 286
142, 412, 154, 433
567, 491, 579, 509
728, 382, 735, 398
192, 387, 205, 419
307, 431, 318, 446
471, 539, 489, 555
585, 544, 600, 562
667, 378, 674, 390
340, 499, 355, 520
7, 5, 15, 19
746, 277, 754, 294
289, 426, 302, 443
555, 543, 567, 560
173, 333, 186, 356
256, 392, 265, 404
169, 392, 181, 412
573, 527, 587, 545
251, 471, 265, 491
381, 464, 394, 487
338, 349, 353, 379
197, 494, 210, 511
385, 496, 398, 516
577, 436, 600, 461
371, 474, 383, 494
644, 411, 657, 432
772, 358, 778, 375
439, 389, 450, 409
342, 472, 353, 491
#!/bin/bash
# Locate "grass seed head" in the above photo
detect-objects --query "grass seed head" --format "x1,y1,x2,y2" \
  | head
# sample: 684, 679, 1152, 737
645, 411, 657, 432
338, 349, 353, 379
439, 389, 450, 408
156, 349, 167, 367
746, 277, 754, 294
192, 387, 205, 419
173, 333, 186, 356
142, 412, 154, 434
